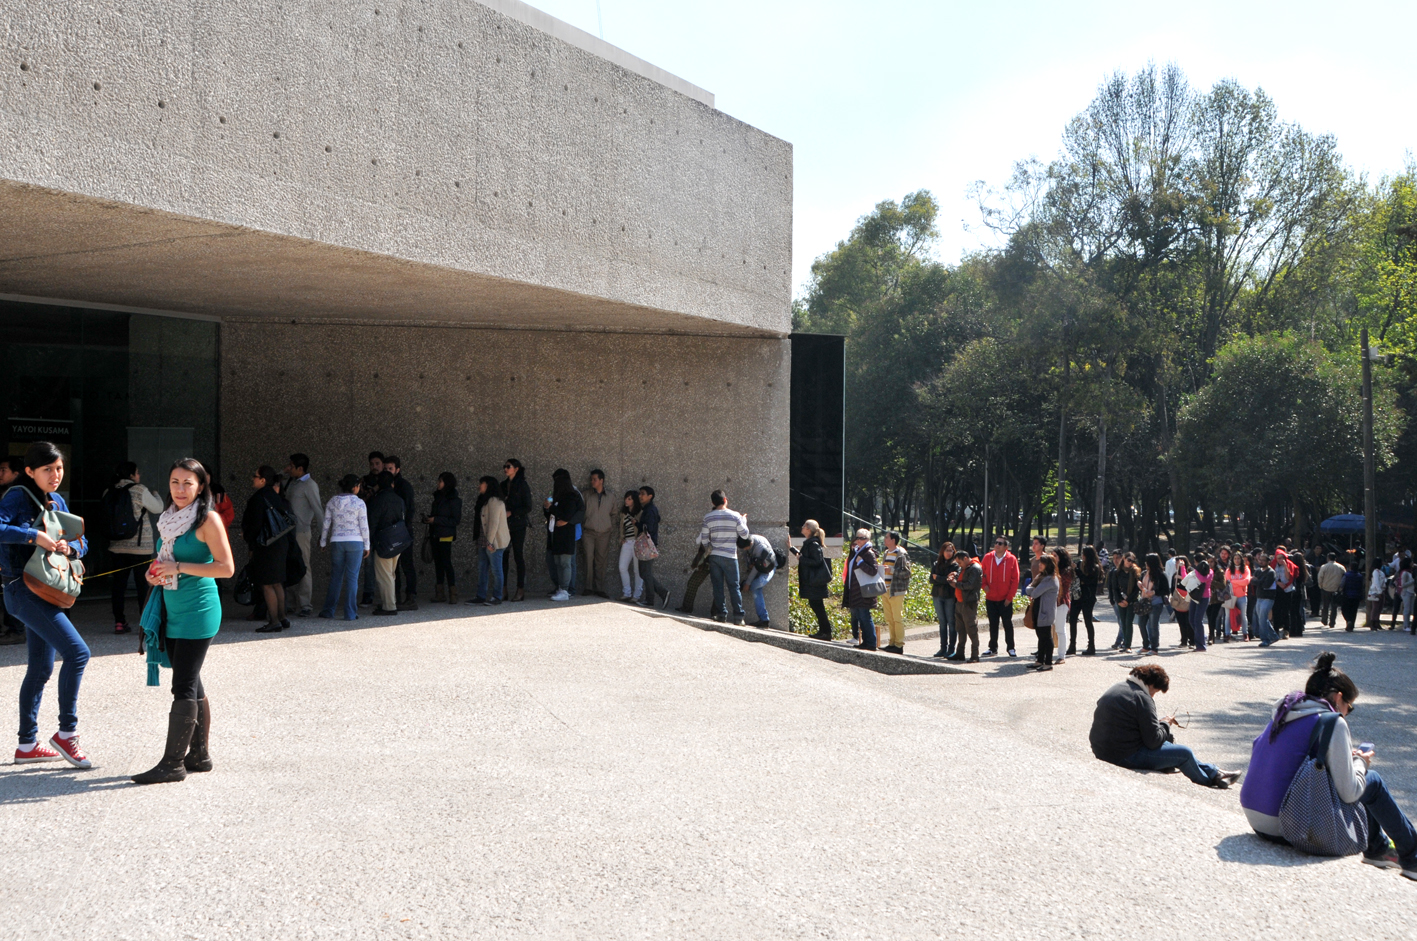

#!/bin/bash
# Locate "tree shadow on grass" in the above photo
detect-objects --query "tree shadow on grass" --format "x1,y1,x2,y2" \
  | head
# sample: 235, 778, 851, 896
0, 770, 132, 805
1215, 832, 1331, 867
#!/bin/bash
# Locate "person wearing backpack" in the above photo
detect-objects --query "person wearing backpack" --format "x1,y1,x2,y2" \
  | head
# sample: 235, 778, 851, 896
241, 465, 292, 633
1, 441, 92, 768
739, 530, 780, 630
102, 461, 165, 635
1239, 652, 1417, 877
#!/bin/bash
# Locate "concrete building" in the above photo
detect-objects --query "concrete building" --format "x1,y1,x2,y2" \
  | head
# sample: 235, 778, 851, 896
1, 1, 792, 615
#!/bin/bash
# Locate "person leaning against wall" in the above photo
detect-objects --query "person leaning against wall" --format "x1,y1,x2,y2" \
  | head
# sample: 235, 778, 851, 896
500, 458, 532, 602
580, 470, 615, 598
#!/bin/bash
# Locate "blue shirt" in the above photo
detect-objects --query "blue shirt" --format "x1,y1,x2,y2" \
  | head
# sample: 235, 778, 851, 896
0, 486, 88, 580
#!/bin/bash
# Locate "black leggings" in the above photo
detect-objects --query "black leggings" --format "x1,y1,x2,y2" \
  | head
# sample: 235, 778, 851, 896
806, 598, 831, 633
166, 636, 211, 701
431, 540, 455, 586
502, 525, 527, 590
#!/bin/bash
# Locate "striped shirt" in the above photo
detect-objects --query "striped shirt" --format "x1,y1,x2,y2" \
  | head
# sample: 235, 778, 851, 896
696, 507, 749, 559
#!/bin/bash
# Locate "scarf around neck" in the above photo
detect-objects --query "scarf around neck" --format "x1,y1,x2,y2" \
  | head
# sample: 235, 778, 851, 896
155, 500, 200, 590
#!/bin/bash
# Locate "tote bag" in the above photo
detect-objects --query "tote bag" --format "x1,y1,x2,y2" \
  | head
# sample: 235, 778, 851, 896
633, 531, 659, 562
1279, 713, 1368, 857
852, 559, 886, 598
10, 488, 85, 608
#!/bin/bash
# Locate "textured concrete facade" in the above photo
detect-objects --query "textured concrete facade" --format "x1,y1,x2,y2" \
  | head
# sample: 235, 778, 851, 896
0, 1, 792, 334
222, 321, 791, 613
1, 0, 793, 616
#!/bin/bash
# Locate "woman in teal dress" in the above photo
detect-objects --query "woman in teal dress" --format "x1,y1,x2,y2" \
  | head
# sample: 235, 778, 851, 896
132, 458, 235, 785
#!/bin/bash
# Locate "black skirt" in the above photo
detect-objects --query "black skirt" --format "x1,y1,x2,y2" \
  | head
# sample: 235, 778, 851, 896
249, 538, 289, 587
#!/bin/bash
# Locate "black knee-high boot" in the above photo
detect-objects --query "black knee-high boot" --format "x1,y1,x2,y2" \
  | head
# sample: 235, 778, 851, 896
185, 696, 213, 773
132, 700, 198, 785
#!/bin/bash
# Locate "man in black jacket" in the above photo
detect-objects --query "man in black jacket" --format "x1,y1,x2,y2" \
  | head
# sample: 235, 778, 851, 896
385, 454, 418, 609
1089, 664, 1239, 788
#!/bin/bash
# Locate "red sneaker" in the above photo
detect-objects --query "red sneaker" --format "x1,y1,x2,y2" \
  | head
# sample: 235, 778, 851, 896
14, 743, 61, 764
114, 621, 132, 635
48, 733, 91, 769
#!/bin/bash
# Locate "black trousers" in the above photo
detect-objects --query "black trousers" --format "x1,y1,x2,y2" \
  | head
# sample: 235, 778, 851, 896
1273, 591, 1290, 636
502, 524, 528, 591
681, 563, 710, 612
1035, 625, 1055, 665
1067, 598, 1095, 651
431, 540, 455, 586
110, 554, 151, 623
1206, 602, 1225, 640
986, 599, 1015, 652
806, 598, 831, 634
166, 636, 211, 702
396, 544, 419, 598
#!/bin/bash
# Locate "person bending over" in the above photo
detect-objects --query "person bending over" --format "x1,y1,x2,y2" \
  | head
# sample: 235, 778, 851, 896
1089, 664, 1240, 789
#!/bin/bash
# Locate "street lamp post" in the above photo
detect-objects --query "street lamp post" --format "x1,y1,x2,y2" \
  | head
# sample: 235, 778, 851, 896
1362, 327, 1377, 583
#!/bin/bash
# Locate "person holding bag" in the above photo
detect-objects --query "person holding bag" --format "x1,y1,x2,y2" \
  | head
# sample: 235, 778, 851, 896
1027, 556, 1059, 671
1240, 652, 1417, 877
242, 465, 292, 633
0, 441, 91, 768
132, 459, 235, 784
368, 471, 411, 616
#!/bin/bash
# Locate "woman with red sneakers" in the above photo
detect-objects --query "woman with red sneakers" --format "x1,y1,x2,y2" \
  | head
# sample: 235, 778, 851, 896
0, 441, 91, 769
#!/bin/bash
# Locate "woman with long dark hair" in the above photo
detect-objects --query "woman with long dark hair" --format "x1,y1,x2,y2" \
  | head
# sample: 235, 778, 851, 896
471, 475, 509, 606
133, 458, 235, 784
1051, 547, 1073, 663
426, 472, 462, 604
1027, 556, 1059, 672
1138, 552, 1168, 655
929, 542, 959, 659
1068, 544, 1101, 656
0, 442, 91, 768
617, 491, 642, 602
242, 465, 291, 633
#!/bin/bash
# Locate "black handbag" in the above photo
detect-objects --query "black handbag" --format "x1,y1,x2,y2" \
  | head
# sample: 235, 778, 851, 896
233, 564, 254, 606
375, 520, 414, 559
259, 502, 296, 547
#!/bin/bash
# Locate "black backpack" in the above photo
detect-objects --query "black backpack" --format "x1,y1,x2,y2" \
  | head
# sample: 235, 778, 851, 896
102, 485, 141, 541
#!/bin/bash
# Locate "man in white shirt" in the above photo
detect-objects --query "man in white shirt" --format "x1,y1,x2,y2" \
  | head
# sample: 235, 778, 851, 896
284, 452, 325, 617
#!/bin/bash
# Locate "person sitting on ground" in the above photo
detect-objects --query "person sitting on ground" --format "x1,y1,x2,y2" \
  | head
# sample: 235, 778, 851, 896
1239, 652, 1417, 878
1089, 663, 1241, 788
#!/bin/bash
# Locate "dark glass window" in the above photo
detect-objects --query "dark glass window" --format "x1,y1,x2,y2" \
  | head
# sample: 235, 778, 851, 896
0, 301, 219, 538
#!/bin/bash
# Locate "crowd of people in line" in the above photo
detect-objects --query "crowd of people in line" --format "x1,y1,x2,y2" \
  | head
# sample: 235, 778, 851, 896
873, 534, 1417, 669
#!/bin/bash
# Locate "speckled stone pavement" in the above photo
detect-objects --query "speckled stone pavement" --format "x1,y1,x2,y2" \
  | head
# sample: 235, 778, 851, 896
2, 599, 1414, 939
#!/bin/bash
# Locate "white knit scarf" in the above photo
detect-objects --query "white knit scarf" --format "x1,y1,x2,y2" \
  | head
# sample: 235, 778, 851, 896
155, 500, 200, 590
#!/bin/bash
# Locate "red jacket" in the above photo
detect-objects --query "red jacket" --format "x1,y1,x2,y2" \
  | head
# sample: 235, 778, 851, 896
982, 549, 1019, 602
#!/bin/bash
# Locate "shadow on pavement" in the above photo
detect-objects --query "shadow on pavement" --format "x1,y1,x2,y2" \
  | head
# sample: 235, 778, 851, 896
1214, 833, 1328, 867
0, 771, 132, 805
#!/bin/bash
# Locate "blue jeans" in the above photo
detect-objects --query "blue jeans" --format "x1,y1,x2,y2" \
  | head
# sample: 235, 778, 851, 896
552, 554, 573, 594
1254, 598, 1277, 644
1360, 770, 1417, 862
320, 541, 363, 620
851, 607, 877, 648
1117, 603, 1136, 648
1112, 604, 1126, 647
478, 546, 505, 600
5, 579, 90, 744
747, 567, 774, 622
707, 555, 744, 619
1115, 742, 1219, 786
934, 595, 957, 654
1189, 602, 1208, 650
1142, 602, 1163, 650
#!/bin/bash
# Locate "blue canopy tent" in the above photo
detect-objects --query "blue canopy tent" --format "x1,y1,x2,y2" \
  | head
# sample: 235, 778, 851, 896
1320, 514, 1367, 535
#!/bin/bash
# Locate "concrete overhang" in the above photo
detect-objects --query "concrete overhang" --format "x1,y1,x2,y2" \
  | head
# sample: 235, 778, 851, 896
0, 180, 774, 336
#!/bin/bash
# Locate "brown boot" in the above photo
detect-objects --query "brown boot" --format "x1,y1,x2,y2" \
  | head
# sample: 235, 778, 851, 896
433, 585, 446, 603
185, 696, 213, 773
447, 586, 459, 605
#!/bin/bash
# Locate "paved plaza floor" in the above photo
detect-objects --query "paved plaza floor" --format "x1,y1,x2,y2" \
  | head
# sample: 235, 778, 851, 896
2, 598, 1415, 939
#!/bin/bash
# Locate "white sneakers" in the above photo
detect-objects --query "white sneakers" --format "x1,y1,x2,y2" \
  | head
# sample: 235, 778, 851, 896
550, 590, 571, 602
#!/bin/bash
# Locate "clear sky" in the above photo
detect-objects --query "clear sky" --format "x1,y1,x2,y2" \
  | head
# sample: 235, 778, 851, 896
523, 0, 1416, 299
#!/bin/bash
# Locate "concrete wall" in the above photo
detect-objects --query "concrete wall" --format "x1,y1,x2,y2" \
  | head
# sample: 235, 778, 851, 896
1, 1, 792, 334
220, 320, 791, 619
